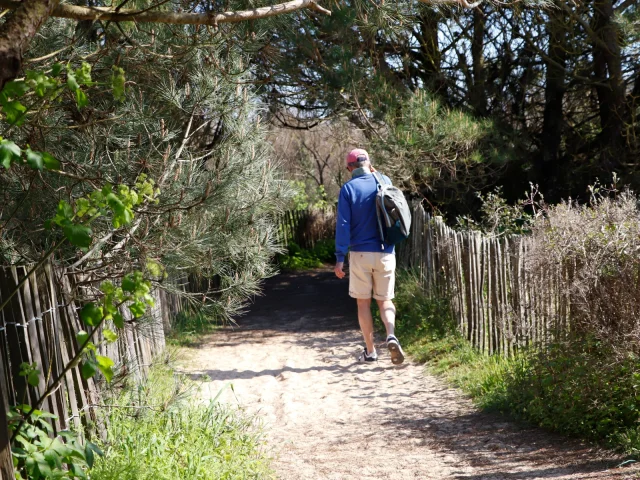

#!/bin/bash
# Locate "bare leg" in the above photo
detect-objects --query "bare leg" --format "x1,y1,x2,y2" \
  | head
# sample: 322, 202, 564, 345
376, 299, 396, 338
356, 298, 375, 354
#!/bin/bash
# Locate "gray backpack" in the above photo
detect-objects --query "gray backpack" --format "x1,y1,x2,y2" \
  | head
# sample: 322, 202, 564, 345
372, 172, 411, 246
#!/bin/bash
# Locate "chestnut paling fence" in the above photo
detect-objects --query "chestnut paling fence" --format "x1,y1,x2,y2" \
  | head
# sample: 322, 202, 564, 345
396, 203, 570, 356
0, 265, 191, 478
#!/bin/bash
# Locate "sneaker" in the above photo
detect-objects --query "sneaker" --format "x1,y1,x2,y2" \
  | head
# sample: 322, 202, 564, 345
386, 335, 405, 365
358, 347, 378, 362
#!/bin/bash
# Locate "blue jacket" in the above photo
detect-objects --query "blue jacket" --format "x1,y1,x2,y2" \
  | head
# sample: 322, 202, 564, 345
335, 172, 395, 263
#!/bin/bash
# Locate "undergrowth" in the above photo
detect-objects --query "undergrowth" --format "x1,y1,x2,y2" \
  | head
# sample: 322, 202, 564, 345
389, 270, 640, 455
166, 310, 219, 347
277, 239, 335, 271
91, 362, 273, 479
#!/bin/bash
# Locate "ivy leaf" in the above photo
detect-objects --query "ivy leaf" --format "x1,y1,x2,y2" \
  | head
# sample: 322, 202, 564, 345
76, 89, 88, 109
25, 147, 44, 170
62, 223, 92, 248
112, 312, 124, 329
42, 152, 60, 170
103, 329, 118, 343
0, 139, 22, 169
96, 355, 114, 382
80, 303, 102, 327
80, 360, 97, 380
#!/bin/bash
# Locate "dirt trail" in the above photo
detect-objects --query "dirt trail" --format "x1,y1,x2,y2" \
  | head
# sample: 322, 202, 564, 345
178, 268, 639, 480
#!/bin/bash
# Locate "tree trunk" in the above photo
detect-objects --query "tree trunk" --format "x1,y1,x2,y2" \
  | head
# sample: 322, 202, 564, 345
415, 7, 444, 94
470, 6, 487, 116
591, 0, 625, 164
541, 4, 567, 166
0, 0, 61, 89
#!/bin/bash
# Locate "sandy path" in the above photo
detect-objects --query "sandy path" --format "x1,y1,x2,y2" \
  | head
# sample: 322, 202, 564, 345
178, 268, 639, 480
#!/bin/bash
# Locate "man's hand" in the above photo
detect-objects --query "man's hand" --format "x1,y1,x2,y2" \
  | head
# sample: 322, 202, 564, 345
334, 261, 345, 279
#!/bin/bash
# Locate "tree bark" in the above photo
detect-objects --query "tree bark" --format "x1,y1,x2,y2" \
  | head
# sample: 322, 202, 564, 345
541, 4, 567, 166
0, 0, 60, 89
591, 0, 625, 164
470, 6, 487, 116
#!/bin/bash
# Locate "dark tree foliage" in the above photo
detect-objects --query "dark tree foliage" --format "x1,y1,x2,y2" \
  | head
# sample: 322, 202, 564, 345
256, 0, 640, 215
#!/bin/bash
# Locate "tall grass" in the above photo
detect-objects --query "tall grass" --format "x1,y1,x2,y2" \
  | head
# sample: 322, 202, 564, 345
91, 363, 273, 480
388, 270, 640, 455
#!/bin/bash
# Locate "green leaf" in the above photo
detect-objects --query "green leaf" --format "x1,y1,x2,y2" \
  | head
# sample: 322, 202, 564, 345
71, 462, 88, 480
128, 300, 146, 318
84, 443, 95, 469
25, 70, 57, 97
44, 449, 62, 470
86, 441, 103, 457
42, 152, 60, 170
80, 303, 102, 327
76, 89, 88, 109
0, 139, 22, 169
111, 66, 126, 101
27, 371, 39, 387
51, 63, 64, 77
121, 275, 135, 293
25, 147, 44, 170
103, 329, 118, 343
75, 62, 92, 85
76, 330, 89, 346
96, 355, 114, 383
112, 312, 124, 329
62, 223, 92, 248
67, 72, 80, 92
81, 360, 98, 380
2, 99, 27, 125
2, 80, 30, 98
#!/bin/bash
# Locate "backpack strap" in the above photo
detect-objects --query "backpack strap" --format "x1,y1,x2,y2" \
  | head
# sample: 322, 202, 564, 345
371, 171, 388, 248
372, 171, 390, 187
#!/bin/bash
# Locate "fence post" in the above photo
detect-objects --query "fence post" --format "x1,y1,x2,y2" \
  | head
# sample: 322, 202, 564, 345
0, 352, 13, 479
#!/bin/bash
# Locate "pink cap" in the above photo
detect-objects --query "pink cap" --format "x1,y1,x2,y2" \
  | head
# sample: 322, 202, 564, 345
346, 148, 369, 166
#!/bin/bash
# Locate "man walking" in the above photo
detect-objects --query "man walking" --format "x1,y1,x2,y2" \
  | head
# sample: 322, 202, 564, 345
334, 148, 405, 365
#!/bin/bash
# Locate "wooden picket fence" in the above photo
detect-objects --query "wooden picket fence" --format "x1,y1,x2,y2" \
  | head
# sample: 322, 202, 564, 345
0, 264, 195, 478
397, 204, 569, 356
277, 208, 336, 250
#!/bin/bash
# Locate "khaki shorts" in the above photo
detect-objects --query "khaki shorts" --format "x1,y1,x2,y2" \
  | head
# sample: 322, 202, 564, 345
348, 252, 396, 300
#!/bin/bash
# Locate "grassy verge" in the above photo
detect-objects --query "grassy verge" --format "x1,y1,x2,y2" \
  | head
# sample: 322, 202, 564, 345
385, 270, 640, 455
91, 362, 274, 479
166, 310, 220, 348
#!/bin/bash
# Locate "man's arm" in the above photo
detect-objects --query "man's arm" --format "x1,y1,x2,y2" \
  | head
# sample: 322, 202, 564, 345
335, 186, 351, 279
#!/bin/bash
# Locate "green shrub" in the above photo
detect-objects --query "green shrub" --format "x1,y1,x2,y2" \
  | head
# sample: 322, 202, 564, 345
504, 339, 640, 451
277, 239, 335, 271
91, 364, 273, 480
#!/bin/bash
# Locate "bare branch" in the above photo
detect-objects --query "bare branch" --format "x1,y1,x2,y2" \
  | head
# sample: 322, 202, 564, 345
0, 0, 331, 27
